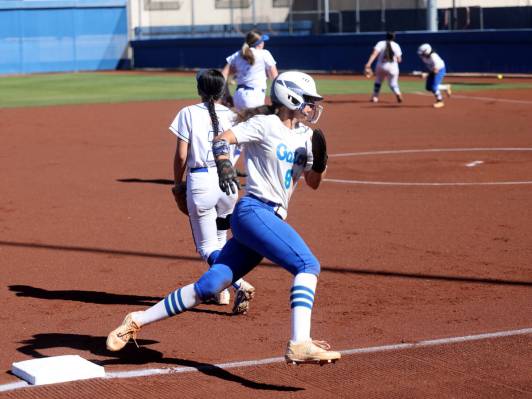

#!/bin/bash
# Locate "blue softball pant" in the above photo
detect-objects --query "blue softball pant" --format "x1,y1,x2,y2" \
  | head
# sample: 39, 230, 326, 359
426, 67, 446, 93
194, 196, 320, 300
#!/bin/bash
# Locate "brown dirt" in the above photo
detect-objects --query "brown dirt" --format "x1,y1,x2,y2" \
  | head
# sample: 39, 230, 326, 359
0, 81, 531, 398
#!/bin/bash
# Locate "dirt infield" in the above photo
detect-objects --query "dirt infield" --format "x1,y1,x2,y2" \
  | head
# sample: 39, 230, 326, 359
1, 82, 531, 398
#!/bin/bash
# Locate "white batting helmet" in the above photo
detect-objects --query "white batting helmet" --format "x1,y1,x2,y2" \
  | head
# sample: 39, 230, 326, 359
271, 71, 323, 123
417, 43, 432, 56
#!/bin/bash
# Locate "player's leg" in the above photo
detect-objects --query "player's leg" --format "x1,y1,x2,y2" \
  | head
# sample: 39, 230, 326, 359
230, 197, 340, 364
387, 67, 403, 103
232, 87, 246, 111
106, 238, 262, 352
187, 171, 230, 304
371, 67, 385, 102
431, 67, 447, 108
215, 190, 255, 314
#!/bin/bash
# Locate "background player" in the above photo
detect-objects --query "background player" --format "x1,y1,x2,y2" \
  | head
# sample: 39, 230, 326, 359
417, 43, 452, 108
364, 31, 403, 103
170, 68, 255, 314
107, 71, 341, 365
222, 29, 278, 111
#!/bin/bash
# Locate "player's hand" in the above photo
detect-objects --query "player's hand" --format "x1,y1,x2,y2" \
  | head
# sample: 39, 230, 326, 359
171, 181, 188, 215
364, 65, 373, 78
216, 159, 241, 195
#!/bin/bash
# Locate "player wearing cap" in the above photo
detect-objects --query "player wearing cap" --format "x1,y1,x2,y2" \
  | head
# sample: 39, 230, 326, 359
222, 30, 278, 111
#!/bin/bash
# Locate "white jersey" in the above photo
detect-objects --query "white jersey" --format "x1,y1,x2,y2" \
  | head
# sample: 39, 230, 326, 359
169, 102, 238, 169
421, 52, 445, 71
374, 40, 402, 66
226, 48, 276, 90
231, 114, 313, 217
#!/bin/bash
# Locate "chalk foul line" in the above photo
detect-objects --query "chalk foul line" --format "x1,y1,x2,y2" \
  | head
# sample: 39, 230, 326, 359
1, 327, 530, 393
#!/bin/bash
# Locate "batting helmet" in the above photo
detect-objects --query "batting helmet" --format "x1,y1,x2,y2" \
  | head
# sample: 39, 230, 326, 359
417, 43, 432, 56
271, 71, 323, 123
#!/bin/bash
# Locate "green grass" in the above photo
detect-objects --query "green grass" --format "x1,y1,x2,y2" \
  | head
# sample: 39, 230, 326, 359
1, 72, 531, 108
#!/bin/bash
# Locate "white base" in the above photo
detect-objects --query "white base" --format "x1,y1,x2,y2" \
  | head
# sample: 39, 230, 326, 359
12, 355, 105, 385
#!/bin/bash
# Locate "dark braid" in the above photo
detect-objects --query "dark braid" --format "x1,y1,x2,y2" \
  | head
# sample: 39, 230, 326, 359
196, 69, 225, 136
206, 97, 220, 137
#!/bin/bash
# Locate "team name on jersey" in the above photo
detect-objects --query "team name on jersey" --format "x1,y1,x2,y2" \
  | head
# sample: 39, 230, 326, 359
276, 143, 307, 166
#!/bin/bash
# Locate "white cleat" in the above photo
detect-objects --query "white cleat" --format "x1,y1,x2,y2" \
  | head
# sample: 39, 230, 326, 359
106, 312, 141, 352
370, 96, 379, 103
232, 280, 255, 315
285, 339, 341, 365
215, 289, 230, 305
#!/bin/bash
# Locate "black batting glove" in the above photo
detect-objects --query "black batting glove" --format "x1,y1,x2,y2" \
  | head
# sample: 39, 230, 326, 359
216, 159, 241, 195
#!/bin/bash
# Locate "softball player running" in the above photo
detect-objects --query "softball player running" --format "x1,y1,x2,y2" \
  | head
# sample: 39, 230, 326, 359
417, 43, 452, 108
222, 30, 278, 111
107, 71, 341, 365
364, 32, 403, 103
169, 68, 254, 314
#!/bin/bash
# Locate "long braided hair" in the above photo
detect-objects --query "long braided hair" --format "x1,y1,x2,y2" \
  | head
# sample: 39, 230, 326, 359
384, 31, 396, 62
196, 69, 226, 137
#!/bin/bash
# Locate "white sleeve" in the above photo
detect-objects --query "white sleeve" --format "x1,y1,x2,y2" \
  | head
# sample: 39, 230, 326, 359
374, 41, 385, 52
394, 43, 403, 57
226, 51, 239, 66
231, 115, 268, 144
169, 108, 190, 143
263, 49, 276, 67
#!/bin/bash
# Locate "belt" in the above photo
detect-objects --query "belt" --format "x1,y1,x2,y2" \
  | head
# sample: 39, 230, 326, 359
247, 194, 287, 220
237, 84, 265, 93
190, 167, 208, 173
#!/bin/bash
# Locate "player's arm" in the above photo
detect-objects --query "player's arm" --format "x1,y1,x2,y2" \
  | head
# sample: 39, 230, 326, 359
267, 64, 278, 80
213, 130, 241, 195
364, 49, 379, 69
173, 138, 188, 184
222, 64, 236, 81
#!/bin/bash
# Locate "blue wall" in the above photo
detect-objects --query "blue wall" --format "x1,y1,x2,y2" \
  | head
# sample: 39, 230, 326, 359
131, 29, 532, 74
0, 0, 128, 75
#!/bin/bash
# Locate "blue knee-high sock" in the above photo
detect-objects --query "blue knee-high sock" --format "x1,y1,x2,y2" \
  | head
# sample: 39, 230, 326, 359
373, 82, 382, 97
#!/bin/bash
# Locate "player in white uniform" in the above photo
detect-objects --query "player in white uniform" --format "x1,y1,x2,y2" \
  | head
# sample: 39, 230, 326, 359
107, 71, 341, 365
417, 43, 452, 108
364, 32, 403, 103
169, 69, 255, 314
222, 30, 278, 111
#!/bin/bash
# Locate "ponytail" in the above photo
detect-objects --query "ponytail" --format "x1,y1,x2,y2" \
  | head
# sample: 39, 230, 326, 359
384, 40, 395, 62
241, 43, 255, 65
235, 104, 278, 124
383, 31, 395, 62
240, 29, 263, 66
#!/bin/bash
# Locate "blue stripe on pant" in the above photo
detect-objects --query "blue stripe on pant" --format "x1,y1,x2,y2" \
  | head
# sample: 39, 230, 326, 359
194, 196, 320, 301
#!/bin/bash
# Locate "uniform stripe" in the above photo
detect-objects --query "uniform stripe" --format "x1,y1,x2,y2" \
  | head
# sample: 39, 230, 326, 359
291, 301, 313, 309
290, 285, 315, 297
177, 288, 185, 312
290, 293, 314, 303
170, 290, 180, 315
164, 296, 173, 316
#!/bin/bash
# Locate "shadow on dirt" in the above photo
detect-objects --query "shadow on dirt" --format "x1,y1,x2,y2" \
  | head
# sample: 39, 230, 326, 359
15, 333, 303, 392
8, 285, 233, 316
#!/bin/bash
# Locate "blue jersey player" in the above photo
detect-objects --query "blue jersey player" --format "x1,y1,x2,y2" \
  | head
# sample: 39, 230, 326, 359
107, 71, 341, 365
